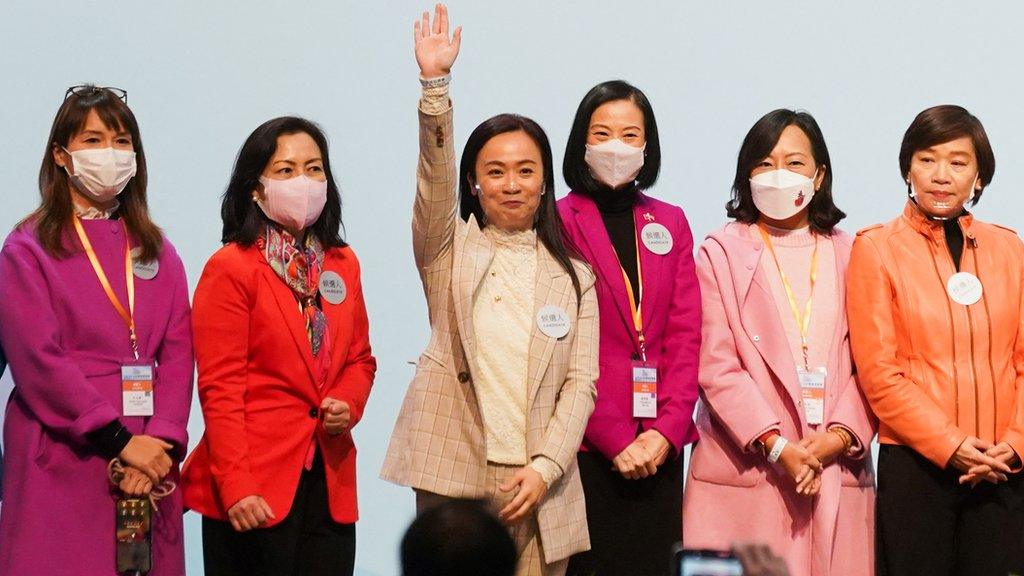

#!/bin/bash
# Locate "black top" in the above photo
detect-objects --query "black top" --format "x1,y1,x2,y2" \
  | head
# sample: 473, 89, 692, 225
86, 419, 133, 460
943, 217, 965, 272
591, 187, 641, 299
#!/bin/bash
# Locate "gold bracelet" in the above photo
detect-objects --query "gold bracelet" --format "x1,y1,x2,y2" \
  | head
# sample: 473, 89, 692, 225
828, 427, 853, 453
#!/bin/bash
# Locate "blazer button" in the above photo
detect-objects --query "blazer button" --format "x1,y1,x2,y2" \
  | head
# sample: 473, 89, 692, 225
752, 335, 761, 342
457, 371, 471, 383
309, 407, 319, 419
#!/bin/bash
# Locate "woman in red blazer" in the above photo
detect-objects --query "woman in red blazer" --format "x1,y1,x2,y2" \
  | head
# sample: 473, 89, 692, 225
182, 116, 376, 576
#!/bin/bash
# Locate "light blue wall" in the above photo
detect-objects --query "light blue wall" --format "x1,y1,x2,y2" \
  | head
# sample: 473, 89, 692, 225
2, 2, 1023, 574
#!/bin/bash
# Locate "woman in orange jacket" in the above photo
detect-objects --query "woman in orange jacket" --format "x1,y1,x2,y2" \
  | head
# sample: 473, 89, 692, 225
182, 117, 376, 576
848, 105, 1024, 576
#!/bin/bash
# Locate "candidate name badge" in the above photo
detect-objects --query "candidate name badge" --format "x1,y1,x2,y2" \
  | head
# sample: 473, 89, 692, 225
946, 271, 982, 306
537, 305, 571, 339
130, 247, 159, 280
632, 361, 658, 418
319, 270, 347, 305
798, 367, 827, 426
641, 222, 673, 255
122, 364, 155, 417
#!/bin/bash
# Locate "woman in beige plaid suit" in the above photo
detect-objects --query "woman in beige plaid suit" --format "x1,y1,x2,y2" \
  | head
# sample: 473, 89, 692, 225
381, 5, 599, 576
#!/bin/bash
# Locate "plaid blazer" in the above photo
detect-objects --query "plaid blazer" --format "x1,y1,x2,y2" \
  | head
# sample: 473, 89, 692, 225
381, 105, 599, 562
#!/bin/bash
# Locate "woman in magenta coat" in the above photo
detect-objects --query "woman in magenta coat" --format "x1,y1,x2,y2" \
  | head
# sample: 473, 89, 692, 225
557, 81, 700, 576
0, 86, 193, 575
682, 109, 876, 576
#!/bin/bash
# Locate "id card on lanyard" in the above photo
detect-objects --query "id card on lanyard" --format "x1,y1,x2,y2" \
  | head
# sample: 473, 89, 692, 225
73, 217, 155, 417
758, 224, 826, 425
622, 226, 658, 419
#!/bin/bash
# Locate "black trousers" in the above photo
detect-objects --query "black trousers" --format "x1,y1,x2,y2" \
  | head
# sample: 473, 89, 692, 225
876, 444, 1024, 576
202, 452, 356, 576
567, 451, 682, 576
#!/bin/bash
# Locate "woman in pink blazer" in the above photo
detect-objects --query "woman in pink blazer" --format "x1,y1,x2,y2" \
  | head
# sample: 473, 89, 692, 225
682, 110, 876, 576
557, 81, 701, 576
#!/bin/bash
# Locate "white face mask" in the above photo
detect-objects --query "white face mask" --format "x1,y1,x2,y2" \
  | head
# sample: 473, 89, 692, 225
63, 146, 137, 203
584, 139, 645, 189
257, 175, 329, 231
908, 176, 978, 208
749, 168, 818, 221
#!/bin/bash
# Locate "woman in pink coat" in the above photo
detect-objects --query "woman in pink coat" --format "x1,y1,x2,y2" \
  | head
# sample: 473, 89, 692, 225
682, 109, 876, 576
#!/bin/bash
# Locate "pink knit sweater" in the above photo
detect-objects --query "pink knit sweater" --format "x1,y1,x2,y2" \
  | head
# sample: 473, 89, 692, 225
753, 223, 838, 379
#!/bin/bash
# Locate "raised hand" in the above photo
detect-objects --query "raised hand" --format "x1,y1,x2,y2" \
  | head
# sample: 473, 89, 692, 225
414, 3, 462, 78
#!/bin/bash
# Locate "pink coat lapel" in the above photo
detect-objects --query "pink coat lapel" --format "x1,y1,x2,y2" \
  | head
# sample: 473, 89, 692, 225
714, 224, 803, 411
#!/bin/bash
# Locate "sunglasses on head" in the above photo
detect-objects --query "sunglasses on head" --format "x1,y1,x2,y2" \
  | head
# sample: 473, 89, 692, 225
64, 85, 128, 104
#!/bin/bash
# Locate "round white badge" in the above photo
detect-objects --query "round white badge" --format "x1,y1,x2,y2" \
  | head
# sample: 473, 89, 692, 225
641, 223, 673, 255
130, 248, 159, 280
537, 305, 571, 339
319, 271, 347, 305
946, 272, 983, 306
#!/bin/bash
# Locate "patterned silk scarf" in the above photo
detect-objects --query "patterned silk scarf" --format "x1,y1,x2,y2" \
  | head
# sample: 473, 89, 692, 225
257, 226, 329, 361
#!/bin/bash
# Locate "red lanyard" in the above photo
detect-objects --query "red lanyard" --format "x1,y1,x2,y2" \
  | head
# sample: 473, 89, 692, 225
72, 217, 139, 360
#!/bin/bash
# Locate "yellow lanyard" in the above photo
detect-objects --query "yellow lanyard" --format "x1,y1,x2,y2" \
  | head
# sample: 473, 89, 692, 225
72, 217, 139, 359
619, 229, 646, 361
757, 224, 818, 370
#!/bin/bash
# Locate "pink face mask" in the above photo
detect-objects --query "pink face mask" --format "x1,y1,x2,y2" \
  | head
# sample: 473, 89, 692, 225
584, 139, 646, 189
256, 175, 328, 231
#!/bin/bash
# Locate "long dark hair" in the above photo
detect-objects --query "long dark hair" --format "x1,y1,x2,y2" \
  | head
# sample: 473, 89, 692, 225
29, 86, 163, 260
459, 114, 583, 303
563, 80, 662, 193
221, 116, 346, 248
727, 109, 845, 234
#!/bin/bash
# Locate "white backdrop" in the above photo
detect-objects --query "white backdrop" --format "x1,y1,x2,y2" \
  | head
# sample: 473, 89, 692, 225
2, 2, 1024, 574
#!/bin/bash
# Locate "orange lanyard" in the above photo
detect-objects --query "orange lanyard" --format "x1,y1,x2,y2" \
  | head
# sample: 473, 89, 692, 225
620, 228, 646, 361
72, 217, 139, 360
757, 224, 818, 370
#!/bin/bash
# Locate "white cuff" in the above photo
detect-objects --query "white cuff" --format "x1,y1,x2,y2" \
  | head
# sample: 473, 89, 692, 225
528, 457, 563, 488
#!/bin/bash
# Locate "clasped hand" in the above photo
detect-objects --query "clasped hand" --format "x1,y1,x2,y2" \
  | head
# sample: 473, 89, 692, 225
612, 429, 671, 480
117, 434, 174, 496
951, 437, 1018, 486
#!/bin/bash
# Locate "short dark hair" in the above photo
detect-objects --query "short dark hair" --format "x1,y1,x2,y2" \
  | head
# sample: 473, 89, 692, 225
401, 499, 516, 576
459, 113, 583, 303
220, 116, 346, 247
727, 108, 845, 234
899, 105, 995, 206
563, 80, 661, 193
